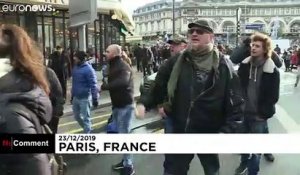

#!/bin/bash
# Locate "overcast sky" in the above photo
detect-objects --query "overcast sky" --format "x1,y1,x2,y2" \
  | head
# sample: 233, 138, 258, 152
121, 0, 158, 13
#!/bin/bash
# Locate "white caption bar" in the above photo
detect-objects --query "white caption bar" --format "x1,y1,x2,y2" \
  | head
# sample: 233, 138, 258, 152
55, 134, 300, 154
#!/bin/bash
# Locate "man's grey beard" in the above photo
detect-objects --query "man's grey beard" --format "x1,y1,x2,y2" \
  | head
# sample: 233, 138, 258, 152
187, 44, 199, 51
186, 43, 214, 55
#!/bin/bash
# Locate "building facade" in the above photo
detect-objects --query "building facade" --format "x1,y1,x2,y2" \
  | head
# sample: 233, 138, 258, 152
0, 0, 134, 65
133, 0, 300, 43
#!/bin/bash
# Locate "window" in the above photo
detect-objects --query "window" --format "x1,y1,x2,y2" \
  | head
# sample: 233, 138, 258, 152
274, 8, 278, 15
3, 14, 18, 25
54, 18, 64, 47
213, 9, 217, 16
279, 8, 283, 15
183, 18, 187, 24
151, 22, 154, 31
44, 17, 54, 53
295, 8, 300, 14
265, 8, 270, 15
0, 13, 4, 24
140, 24, 143, 33
219, 9, 222, 15
203, 9, 207, 16
270, 8, 274, 15
253, 9, 257, 16
87, 22, 95, 49
37, 17, 44, 52
285, 8, 291, 15
257, 9, 262, 15
259, 9, 262, 15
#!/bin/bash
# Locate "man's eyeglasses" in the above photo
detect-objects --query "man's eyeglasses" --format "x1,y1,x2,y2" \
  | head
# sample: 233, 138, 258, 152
188, 28, 209, 35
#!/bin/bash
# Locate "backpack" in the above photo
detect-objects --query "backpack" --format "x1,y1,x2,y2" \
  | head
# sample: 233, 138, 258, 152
9, 104, 67, 175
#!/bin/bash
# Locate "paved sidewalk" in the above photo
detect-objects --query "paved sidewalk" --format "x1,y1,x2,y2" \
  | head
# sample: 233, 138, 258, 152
63, 67, 144, 116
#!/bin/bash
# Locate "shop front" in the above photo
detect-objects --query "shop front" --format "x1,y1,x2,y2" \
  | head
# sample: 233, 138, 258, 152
0, 0, 134, 67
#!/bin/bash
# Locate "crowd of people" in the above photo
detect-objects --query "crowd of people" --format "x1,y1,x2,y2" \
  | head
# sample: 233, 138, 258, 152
0, 17, 299, 175
135, 20, 282, 175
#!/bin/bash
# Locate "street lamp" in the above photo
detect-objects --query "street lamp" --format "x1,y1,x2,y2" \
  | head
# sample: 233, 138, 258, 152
236, 7, 242, 47
243, 4, 247, 35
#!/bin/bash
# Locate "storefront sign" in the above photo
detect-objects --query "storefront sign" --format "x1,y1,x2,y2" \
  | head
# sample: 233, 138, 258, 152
69, 0, 97, 27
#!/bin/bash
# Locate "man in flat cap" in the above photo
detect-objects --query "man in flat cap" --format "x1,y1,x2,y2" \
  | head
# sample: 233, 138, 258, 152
136, 20, 244, 175
167, 36, 188, 57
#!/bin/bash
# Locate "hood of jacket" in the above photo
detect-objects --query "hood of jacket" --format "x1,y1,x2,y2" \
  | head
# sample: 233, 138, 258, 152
0, 58, 52, 124
0, 87, 52, 124
241, 56, 276, 73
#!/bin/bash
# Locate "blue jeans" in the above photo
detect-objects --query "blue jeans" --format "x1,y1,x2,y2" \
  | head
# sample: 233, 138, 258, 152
164, 116, 174, 174
72, 97, 92, 133
112, 104, 134, 167
164, 116, 173, 134
240, 117, 268, 175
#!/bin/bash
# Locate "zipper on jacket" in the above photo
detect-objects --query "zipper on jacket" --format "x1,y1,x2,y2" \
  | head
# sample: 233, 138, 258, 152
184, 70, 216, 132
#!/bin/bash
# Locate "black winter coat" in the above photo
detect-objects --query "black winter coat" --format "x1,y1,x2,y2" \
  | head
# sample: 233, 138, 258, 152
238, 57, 280, 119
46, 67, 64, 117
147, 52, 244, 133
0, 70, 52, 175
102, 56, 134, 108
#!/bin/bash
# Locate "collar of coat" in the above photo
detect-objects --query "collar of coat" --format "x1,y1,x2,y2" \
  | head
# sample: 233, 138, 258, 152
241, 56, 276, 73
0, 58, 12, 78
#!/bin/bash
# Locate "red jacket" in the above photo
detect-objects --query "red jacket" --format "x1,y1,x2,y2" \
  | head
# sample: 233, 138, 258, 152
291, 54, 298, 65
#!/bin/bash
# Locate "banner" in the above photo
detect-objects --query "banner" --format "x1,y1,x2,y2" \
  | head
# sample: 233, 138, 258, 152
55, 134, 300, 154
2, 134, 300, 154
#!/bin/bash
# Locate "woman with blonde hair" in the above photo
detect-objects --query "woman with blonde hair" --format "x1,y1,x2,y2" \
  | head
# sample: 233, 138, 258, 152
122, 50, 132, 67
0, 24, 52, 175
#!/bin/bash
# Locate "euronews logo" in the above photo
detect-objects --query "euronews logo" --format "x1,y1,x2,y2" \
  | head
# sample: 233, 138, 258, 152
1, 4, 56, 12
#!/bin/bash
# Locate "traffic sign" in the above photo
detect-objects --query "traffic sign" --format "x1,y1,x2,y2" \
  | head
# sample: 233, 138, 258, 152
245, 24, 264, 30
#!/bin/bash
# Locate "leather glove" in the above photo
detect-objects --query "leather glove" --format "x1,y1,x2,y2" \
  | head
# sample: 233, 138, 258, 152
92, 100, 98, 107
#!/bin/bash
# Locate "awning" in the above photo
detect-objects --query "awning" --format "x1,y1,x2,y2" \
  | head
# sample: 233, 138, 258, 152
99, 0, 135, 33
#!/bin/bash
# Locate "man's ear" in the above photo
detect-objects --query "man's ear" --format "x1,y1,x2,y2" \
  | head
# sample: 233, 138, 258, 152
209, 34, 215, 42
